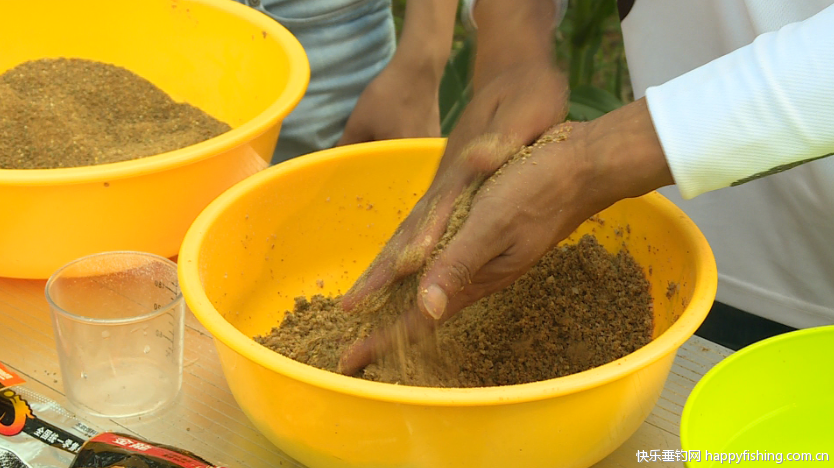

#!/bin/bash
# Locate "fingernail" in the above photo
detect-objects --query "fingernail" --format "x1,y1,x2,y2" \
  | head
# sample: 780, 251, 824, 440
423, 284, 447, 320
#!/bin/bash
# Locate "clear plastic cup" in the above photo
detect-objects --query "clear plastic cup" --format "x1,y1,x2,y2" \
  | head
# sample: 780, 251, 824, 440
46, 251, 184, 418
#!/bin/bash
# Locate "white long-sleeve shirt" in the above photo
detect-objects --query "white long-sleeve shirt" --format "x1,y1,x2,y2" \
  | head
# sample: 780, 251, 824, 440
622, 0, 834, 327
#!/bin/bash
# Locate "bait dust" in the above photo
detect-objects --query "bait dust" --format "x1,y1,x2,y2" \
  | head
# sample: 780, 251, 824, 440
255, 125, 654, 387
0, 58, 230, 169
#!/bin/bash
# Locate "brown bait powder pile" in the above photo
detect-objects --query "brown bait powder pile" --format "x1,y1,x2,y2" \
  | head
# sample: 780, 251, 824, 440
0, 58, 231, 169
256, 126, 654, 387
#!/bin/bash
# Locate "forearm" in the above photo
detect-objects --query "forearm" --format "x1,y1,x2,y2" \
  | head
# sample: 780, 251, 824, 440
581, 99, 674, 205
471, 0, 560, 88
392, 0, 459, 83
646, 3, 834, 199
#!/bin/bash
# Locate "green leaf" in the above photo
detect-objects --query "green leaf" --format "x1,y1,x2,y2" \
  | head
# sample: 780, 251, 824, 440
440, 81, 471, 136
439, 38, 473, 135
438, 62, 465, 120
451, 37, 473, 82
570, 84, 624, 113
567, 102, 605, 121
613, 55, 624, 98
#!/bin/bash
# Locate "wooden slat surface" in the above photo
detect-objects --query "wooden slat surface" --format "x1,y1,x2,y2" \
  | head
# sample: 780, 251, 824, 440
0, 277, 732, 467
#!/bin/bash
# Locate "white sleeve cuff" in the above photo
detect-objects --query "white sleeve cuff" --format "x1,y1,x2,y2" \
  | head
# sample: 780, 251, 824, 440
461, 0, 568, 31
645, 4, 834, 199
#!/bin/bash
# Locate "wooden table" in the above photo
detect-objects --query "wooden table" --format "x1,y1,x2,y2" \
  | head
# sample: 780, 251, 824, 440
0, 277, 732, 467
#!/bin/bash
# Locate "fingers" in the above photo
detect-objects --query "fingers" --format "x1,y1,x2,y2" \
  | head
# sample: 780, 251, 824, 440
338, 190, 503, 374
340, 226, 416, 311
337, 234, 508, 376
339, 252, 397, 311
340, 194, 446, 310
417, 206, 507, 321
337, 330, 383, 376
337, 303, 436, 376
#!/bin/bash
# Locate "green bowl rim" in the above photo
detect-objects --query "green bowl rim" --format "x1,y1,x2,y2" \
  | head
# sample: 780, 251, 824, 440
680, 324, 834, 450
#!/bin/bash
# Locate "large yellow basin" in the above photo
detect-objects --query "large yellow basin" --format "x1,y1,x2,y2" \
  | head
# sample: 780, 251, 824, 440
179, 139, 717, 468
0, 0, 309, 279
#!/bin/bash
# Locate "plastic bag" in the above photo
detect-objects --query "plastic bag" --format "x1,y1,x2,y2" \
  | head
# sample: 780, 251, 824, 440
70, 432, 228, 468
2, 363, 226, 468
1, 362, 99, 468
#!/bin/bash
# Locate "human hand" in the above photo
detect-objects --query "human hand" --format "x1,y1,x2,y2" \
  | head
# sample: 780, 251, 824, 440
337, 99, 673, 375
336, 62, 570, 374
338, 59, 569, 306
337, 0, 458, 145
336, 58, 442, 145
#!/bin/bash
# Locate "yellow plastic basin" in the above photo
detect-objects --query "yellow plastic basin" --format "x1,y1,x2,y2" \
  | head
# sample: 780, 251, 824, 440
681, 325, 834, 467
179, 139, 717, 468
0, 0, 309, 279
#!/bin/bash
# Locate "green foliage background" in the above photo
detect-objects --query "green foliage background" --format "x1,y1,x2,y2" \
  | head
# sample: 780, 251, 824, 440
392, 0, 633, 135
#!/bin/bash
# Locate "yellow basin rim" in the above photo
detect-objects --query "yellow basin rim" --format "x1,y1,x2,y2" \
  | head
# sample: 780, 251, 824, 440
0, 0, 309, 187
179, 139, 717, 407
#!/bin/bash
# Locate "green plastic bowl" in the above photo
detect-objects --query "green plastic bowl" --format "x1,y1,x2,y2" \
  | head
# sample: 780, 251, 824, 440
681, 325, 834, 467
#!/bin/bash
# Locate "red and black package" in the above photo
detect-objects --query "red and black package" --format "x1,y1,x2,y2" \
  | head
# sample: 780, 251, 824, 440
1, 362, 99, 468
2, 363, 227, 468
70, 433, 228, 468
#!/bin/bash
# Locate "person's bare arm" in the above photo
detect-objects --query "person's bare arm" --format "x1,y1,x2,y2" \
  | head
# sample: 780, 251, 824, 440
337, 0, 459, 145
